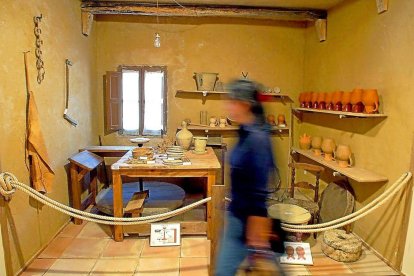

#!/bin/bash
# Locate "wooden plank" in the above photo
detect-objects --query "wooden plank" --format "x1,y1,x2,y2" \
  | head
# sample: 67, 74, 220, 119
69, 150, 103, 171
81, 2, 327, 21
124, 190, 149, 214
81, 11, 94, 36
112, 171, 124, 241
315, 18, 327, 42
293, 107, 387, 118
292, 148, 388, 183
81, 145, 134, 153
209, 185, 225, 276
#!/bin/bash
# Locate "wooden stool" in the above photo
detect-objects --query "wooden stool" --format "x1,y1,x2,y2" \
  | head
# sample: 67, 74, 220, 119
268, 203, 311, 242
68, 150, 104, 224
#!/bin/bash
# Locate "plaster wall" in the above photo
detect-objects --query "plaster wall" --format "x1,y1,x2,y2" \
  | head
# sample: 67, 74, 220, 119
95, 16, 307, 188
0, 0, 96, 274
299, 0, 414, 269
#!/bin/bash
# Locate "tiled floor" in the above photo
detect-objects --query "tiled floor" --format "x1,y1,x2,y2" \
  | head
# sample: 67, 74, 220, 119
21, 221, 400, 275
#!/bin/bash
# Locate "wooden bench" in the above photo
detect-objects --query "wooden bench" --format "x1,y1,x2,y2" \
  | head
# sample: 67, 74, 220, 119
69, 150, 104, 224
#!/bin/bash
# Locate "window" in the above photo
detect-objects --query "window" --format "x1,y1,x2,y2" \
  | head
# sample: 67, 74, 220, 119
105, 66, 167, 136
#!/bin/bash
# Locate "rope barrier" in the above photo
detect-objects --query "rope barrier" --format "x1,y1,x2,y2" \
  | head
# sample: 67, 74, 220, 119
0, 172, 210, 225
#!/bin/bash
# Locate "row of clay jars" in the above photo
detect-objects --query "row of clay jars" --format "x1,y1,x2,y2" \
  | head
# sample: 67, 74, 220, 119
299, 134, 353, 168
298, 89, 379, 114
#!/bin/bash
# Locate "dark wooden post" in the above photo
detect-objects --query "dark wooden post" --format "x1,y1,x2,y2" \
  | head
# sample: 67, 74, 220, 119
209, 185, 225, 276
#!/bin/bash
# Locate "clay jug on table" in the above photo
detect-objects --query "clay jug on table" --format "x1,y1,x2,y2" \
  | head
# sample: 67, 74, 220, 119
350, 88, 364, 113
362, 89, 379, 114
332, 91, 343, 111
176, 121, 193, 150
299, 134, 312, 150
311, 136, 323, 156
335, 144, 353, 168
321, 138, 336, 161
341, 91, 352, 112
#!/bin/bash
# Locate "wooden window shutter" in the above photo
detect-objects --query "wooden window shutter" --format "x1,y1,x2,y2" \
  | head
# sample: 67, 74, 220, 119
105, 71, 123, 133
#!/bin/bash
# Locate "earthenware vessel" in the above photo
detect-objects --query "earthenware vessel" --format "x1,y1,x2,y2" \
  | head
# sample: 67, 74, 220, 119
332, 91, 343, 111
311, 92, 319, 109
193, 136, 208, 153
267, 114, 276, 125
325, 93, 334, 110
341, 91, 352, 112
350, 88, 364, 113
317, 92, 327, 110
219, 117, 227, 128
209, 116, 218, 127
311, 136, 323, 156
176, 121, 193, 150
299, 92, 306, 108
277, 114, 286, 127
304, 92, 312, 108
299, 134, 312, 150
321, 138, 336, 161
335, 144, 353, 168
362, 89, 379, 114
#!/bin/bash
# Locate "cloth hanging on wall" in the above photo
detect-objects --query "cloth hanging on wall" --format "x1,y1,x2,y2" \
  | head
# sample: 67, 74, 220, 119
27, 91, 54, 193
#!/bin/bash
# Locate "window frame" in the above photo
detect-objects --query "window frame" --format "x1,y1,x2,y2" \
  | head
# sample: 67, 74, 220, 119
118, 65, 167, 136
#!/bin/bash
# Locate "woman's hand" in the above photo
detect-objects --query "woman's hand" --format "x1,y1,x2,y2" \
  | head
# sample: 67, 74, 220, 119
246, 216, 271, 249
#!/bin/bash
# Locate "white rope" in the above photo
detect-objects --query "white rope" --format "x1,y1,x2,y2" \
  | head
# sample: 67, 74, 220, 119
281, 172, 412, 233
0, 172, 210, 225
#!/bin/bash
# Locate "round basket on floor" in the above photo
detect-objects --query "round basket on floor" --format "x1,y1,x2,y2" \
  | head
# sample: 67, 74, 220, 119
95, 181, 185, 216
321, 229, 362, 262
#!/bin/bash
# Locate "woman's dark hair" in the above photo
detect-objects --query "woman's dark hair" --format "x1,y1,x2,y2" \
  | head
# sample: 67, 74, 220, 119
227, 79, 267, 126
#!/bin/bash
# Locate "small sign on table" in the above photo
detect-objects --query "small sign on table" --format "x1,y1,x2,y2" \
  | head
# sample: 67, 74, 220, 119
150, 223, 181, 246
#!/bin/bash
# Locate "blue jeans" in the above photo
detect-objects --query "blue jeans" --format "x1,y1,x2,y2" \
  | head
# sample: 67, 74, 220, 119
215, 212, 248, 276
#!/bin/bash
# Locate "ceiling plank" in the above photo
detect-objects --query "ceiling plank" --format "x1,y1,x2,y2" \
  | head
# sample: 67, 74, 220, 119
81, 1, 327, 21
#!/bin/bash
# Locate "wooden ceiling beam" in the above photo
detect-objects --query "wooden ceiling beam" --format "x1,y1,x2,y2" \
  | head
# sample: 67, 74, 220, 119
81, 1, 327, 21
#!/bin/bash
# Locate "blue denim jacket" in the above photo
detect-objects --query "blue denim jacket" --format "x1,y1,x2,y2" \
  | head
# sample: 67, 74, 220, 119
228, 123, 274, 220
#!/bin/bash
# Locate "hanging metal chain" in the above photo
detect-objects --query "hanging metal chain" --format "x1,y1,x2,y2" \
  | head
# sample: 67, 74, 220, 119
34, 14, 45, 84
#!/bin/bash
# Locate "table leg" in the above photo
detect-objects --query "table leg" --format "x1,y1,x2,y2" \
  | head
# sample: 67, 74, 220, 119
112, 171, 124, 241
206, 171, 216, 240
70, 163, 82, 225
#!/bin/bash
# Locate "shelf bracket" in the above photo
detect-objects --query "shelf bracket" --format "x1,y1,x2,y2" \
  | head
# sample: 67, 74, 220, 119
202, 91, 208, 97
333, 171, 345, 178
292, 109, 304, 121
315, 19, 327, 42
376, 0, 388, 14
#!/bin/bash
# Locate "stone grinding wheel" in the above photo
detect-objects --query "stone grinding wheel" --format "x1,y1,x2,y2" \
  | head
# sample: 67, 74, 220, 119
318, 179, 355, 224
321, 229, 362, 262
95, 182, 186, 216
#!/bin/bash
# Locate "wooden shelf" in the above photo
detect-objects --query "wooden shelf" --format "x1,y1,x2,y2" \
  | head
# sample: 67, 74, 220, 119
291, 147, 388, 183
177, 125, 289, 133
176, 90, 292, 101
293, 108, 387, 119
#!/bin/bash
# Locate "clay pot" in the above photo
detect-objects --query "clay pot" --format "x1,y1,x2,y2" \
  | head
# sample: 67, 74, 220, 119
335, 144, 353, 168
299, 134, 312, 150
332, 91, 343, 111
350, 88, 364, 113
321, 138, 336, 161
311, 136, 323, 156
304, 92, 312, 108
277, 114, 286, 127
209, 116, 218, 127
341, 91, 352, 112
362, 89, 379, 114
299, 92, 306, 108
317, 92, 327, 109
311, 92, 319, 109
219, 117, 227, 128
194, 136, 208, 153
176, 121, 193, 150
267, 114, 276, 125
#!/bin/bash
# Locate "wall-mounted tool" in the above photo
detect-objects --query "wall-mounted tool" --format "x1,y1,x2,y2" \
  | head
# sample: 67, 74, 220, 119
63, 59, 78, 126
34, 14, 45, 84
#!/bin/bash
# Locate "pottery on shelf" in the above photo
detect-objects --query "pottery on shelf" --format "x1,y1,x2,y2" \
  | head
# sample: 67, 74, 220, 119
209, 116, 218, 127
362, 89, 379, 114
325, 93, 334, 110
335, 144, 353, 168
311, 92, 319, 109
304, 92, 312, 108
341, 91, 352, 112
311, 136, 323, 156
219, 117, 227, 128
277, 114, 286, 127
332, 91, 343, 111
299, 92, 306, 108
267, 114, 276, 125
299, 134, 312, 150
321, 138, 336, 161
350, 88, 364, 113
176, 121, 193, 150
317, 92, 327, 110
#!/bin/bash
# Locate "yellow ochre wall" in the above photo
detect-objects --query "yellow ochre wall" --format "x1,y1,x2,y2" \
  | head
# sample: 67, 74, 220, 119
296, 0, 414, 269
0, 0, 96, 274
95, 16, 307, 188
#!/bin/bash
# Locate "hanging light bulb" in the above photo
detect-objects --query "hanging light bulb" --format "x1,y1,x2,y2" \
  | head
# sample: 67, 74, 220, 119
154, 32, 161, 48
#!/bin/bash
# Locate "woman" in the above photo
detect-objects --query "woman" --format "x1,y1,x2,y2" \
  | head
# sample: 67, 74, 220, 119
215, 79, 275, 276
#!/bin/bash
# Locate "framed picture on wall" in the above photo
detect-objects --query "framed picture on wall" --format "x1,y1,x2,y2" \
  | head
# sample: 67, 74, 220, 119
150, 223, 181, 247
279, 242, 313, 265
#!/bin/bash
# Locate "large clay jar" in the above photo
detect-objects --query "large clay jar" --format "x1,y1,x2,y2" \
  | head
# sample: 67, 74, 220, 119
176, 121, 193, 150
362, 89, 379, 114
317, 92, 327, 110
311, 92, 319, 109
299, 92, 306, 108
341, 91, 352, 112
299, 134, 312, 150
311, 136, 323, 156
325, 92, 334, 110
332, 91, 343, 111
335, 144, 353, 168
304, 92, 312, 108
350, 88, 364, 113
321, 138, 336, 161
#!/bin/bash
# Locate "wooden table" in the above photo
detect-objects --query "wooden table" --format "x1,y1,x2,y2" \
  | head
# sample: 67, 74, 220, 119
111, 147, 221, 241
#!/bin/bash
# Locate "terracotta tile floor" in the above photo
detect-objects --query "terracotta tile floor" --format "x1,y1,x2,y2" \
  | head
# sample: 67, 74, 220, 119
21, 221, 400, 275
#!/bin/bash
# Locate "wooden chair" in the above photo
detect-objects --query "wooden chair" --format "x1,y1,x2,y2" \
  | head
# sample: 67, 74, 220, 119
283, 162, 325, 237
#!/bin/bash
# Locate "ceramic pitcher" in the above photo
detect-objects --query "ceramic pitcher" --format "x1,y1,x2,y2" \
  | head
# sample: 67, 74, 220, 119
176, 121, 193, 150
335, 144, 353, 168
321, 138, 336, 161
311, 136, 323, 156
362, 89, 379, 114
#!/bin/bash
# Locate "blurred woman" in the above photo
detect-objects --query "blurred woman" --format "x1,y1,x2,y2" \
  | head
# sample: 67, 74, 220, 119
215, 79, 275, 276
